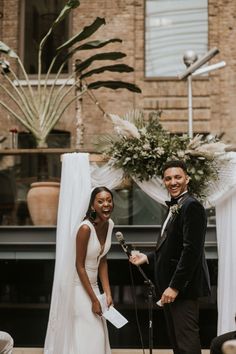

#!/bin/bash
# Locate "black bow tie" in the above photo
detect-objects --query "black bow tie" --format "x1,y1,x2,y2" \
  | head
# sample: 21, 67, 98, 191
165, 198, 179, 208
165, 193, 189, 208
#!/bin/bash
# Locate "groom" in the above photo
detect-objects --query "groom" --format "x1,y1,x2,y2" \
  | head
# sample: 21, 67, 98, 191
130, 160, 211, 354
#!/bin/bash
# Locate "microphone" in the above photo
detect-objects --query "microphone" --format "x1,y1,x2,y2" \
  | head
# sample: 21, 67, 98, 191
115, 231, 132, 257
116, 232, 156, 294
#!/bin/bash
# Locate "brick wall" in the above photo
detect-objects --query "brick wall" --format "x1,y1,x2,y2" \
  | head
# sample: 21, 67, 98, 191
0, 0, 235, 149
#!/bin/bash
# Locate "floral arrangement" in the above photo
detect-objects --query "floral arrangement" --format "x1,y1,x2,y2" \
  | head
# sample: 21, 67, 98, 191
102, 110, 228, 199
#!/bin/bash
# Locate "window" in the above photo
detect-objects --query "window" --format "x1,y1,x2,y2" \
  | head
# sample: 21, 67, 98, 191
111, 183, 166, 225
20, 0, 70, 75
145, 0, 208, 77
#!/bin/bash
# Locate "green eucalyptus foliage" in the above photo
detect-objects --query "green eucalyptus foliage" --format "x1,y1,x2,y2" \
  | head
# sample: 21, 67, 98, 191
105, 111, 221, 199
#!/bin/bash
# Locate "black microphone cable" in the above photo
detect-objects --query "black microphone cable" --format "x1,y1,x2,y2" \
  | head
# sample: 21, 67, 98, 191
128, 259, 146, 354
115, 231, 145, 353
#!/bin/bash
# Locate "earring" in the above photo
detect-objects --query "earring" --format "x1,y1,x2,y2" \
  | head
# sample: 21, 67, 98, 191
89, 209, 97, 221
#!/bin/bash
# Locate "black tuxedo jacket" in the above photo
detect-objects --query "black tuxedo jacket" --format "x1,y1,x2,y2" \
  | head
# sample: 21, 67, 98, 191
147, 193, 211, 299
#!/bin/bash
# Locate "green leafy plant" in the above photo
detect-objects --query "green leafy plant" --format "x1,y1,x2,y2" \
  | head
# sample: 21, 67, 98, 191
0, 0, 141, 147
102, 110, 227, 199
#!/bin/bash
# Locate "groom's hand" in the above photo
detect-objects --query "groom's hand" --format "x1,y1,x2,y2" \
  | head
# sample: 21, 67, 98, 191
161, 287, 179, 305
129, 253, 148, 266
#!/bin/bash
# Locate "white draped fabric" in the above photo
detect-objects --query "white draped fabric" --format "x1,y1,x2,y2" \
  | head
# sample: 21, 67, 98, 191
134, 177, 168, 204
208, 153, 236, 334
44, 153, 92, 354
90, 162, 124, 190
45, 152, 236, 353
216, 193, 236, 334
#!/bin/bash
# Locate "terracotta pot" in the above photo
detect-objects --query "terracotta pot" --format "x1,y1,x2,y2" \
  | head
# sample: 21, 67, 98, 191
27, 181, 60, 225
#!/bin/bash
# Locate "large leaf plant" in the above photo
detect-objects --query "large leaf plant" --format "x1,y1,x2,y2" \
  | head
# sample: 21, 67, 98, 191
0, 0, 141, 147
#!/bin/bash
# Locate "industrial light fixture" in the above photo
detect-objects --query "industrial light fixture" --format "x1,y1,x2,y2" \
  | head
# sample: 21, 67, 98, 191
178, 48, 226, 138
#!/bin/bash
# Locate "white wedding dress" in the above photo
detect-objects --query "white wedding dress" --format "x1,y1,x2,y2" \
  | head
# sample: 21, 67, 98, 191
72, 218, 114, 354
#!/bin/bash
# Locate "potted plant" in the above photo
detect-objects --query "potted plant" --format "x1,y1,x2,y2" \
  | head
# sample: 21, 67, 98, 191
0, 0, 141, 148
0, 0, 141, 225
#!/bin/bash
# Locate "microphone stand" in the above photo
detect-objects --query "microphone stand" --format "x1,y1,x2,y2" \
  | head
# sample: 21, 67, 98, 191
135, 264, 156, 354
116, 236, 156, 353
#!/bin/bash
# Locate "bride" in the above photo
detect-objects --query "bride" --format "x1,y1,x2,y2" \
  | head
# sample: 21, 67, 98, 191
73, 186, 114, 353
44, 154, 115, 354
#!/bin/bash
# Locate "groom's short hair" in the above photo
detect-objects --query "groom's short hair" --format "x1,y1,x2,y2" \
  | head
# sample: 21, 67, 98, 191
162, 160, 188, 177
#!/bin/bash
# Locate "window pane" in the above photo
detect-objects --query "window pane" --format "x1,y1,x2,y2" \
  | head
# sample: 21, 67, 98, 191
22, 0, 69, 75
145, 0, 208, 77
112, 183, 168, 225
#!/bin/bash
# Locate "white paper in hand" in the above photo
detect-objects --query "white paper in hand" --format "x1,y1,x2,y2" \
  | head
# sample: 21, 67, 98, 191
98, 293, 108, 313
98, 293, 128, 329
156, 299, 163, 307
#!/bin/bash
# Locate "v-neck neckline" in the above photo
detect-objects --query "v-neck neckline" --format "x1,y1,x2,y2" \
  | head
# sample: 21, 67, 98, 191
88, 219, 110, 255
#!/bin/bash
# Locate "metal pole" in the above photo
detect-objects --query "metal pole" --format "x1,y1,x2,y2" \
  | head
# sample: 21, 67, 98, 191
180, 49, 223, 137
182, 50, 198, 138
188, 75, 193, 138
137, 266, 156, 354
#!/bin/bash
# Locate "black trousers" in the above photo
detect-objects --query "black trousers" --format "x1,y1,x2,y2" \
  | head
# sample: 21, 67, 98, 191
210, 331, 236, 354
163, 298, 201, 354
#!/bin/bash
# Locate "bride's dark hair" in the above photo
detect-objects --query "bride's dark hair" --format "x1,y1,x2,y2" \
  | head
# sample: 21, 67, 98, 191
84, 186, 113, 221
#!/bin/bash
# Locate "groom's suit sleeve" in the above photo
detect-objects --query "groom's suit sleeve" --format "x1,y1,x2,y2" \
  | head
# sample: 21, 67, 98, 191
169, 199, 207, 291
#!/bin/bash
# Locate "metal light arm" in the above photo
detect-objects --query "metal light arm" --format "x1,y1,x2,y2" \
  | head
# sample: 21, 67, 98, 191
178, 47, 219, 80
192, 60, 226, 76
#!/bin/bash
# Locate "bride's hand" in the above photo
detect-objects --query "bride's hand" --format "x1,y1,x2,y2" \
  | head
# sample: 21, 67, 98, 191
92, 299, 102, 316
106, 293, 113, 308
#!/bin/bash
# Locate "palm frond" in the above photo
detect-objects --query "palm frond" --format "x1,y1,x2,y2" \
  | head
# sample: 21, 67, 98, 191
109, 114, 140, 138
123, 109, 145, 129
0, 1, 141, 147
96, 133, 118, 152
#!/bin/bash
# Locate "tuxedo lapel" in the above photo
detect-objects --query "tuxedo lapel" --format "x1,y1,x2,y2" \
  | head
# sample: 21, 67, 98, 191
156, 212, 177, 250
156, 192, 190, 251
